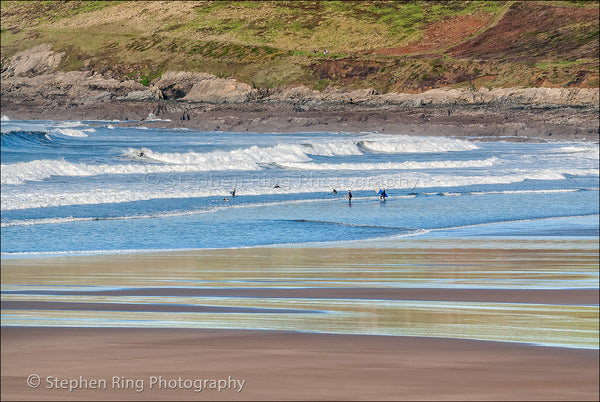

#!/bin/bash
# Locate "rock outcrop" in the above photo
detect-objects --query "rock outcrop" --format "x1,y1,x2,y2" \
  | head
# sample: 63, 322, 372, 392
2, 44, 598, 110
267, 85, 600, 108
153, 71, 252, 103
1, 44, 598, 141
1, 44, 63, 78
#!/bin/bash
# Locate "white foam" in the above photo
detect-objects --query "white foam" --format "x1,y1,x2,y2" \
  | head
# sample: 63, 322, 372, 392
0, 141, 369, 185
1, 122, 43, 133
1, 216, 100, 227
51, 121, 95, 137
277, 157, 498, 171
412, 169, 569, 188
2, 160, 88, 185
469, 188, 583, 196
0, 135, 498, 186
555, 145, 599, 160
1, 115, 9, 121
132, 143, 313, 166
359, 134, 479, 153
1, 133, 488, 186
50, 128, 91, 138
2, 119, 92, 134
55, 121, 88, 128
3, 168, 595, 211
1, 153, 264, 185
304, 141, 362, 156
0, 208, 215, 227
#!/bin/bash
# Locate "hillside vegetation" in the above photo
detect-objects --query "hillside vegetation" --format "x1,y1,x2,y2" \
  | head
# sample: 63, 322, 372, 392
1, 0, 598, 93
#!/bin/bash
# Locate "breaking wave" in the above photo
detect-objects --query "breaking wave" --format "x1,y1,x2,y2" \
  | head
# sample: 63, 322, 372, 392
359, 135, 479, 153
554, 145, 599, 159
1, 135, 480, 185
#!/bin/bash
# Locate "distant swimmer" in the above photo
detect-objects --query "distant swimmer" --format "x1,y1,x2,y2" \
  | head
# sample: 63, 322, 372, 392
332, 188, 338, 195
274, 184, 280, 188
137, 150, 145, 158
223, 197, 230, 202
230, 187, 236, 197
347, 190, 353, 205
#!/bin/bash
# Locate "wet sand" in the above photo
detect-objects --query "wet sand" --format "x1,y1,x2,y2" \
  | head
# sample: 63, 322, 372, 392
3, 287, 598, 305
2, 240, 599, 400
2, 327, 598, 401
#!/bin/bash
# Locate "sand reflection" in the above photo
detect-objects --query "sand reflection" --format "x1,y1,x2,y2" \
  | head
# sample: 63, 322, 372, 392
2, 239, 598, 349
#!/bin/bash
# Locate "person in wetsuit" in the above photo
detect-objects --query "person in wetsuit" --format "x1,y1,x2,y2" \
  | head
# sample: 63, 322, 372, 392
378, 187, 387, 201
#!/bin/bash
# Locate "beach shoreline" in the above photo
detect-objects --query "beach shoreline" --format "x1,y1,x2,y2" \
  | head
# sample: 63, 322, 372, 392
2, 239, 598, 400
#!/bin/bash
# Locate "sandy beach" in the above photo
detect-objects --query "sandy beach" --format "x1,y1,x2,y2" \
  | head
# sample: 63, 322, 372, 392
2, 240, 599, 400
2, 327, 598, 401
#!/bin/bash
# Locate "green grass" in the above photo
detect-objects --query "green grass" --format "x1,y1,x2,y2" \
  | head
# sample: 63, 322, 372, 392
1, 0, 598, 91
535, 60, 592, 69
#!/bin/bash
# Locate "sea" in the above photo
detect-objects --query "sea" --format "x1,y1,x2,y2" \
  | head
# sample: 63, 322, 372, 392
1, 116, 598, 255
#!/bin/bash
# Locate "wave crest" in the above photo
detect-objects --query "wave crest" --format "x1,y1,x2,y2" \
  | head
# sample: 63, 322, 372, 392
359, 135, 479, 153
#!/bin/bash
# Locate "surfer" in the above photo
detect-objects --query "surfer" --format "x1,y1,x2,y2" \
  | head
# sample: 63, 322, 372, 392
347, 190, 352, 205
137, 150, 145, 158
230, 188, 236, 197
274, 184, 280, 188
378, 187, 387, 201
332, 188, 337, 195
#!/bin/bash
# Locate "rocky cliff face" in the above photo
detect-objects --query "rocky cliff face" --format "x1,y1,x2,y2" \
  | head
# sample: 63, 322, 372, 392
1, 44, 598, 142
3, 43, 598, 108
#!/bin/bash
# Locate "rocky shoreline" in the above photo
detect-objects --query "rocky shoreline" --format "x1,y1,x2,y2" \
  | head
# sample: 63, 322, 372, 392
2, 45, 599, 142
3, 98, 599, 143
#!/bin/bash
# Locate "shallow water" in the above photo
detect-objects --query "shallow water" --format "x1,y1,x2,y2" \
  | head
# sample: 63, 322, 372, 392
2, 240, 598, 349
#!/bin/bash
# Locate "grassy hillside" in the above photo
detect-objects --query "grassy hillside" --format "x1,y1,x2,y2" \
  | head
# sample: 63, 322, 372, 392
1, 0, 598, 92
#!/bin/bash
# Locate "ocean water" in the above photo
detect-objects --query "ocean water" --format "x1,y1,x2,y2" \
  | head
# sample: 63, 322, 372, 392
1, 117, 598, 256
